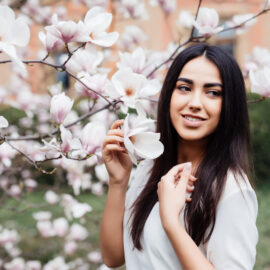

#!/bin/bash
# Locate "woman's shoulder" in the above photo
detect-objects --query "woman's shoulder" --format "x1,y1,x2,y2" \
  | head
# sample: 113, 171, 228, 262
219, 169, 257, 208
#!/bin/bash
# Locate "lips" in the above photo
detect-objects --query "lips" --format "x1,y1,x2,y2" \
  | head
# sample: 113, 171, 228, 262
181, 114, 206, 127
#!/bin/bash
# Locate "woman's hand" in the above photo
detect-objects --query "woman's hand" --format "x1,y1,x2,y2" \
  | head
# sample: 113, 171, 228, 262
157, 162, 196, 231
102, 119, 133, 187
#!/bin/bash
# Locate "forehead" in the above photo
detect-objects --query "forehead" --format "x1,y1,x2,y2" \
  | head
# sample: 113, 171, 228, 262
178, 56, 222, 84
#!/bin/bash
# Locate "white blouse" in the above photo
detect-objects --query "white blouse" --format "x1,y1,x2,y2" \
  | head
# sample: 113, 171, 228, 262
123, 159, 258, 270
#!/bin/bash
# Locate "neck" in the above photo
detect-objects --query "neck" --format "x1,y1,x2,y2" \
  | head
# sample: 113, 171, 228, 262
177, 139, 207, 174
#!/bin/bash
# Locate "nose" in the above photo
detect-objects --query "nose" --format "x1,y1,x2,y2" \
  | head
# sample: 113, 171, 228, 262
188, 90, 202, 111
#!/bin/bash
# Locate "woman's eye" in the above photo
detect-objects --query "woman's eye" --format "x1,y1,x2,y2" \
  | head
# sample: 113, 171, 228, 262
207, 90, 222, 97
176, 85, 190, 92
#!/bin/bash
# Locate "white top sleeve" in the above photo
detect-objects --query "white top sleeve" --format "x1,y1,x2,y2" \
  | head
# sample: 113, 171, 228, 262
206, 172, 258, 270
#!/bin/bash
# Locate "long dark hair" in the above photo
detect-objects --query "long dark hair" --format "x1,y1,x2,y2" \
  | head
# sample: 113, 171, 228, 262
130, 43, 251, 250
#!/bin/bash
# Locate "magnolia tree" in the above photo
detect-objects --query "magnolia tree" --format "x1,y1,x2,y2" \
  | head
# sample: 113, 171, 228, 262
0, 0, 270, 269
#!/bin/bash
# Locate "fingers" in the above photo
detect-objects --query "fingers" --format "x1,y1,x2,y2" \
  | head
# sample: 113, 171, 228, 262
110, 119, 124, 130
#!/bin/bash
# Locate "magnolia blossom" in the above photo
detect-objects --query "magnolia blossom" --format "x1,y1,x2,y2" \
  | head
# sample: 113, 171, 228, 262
33, 211, 52, 221
53, 217, 69, 237
249, 66, 270, 97
79, 121, 107, 155
193, 7, 223, 37
118, 25, 147, 51
25, 261, 42, 270
50, 93, 74, 124
123, 114, 164, 164
83, 6, 119, 47
37, 220, 55, 238
68, 224, 88, 241
45, 14, 87, 44
75, 72, 108, 99
118, 0, 148, 20
177, 10, 194, 29
149, 0, 176, 14
0, 228, 20, 247
0, 116, 8, 129
64, 241, 77, 255
60, 125, 81, 154
228, 13, 257, 35
117, 47, 147, 74
95, 163, 109, 183
71, 202, 92, 218
91, 182, 104, 196
43, 257, 69, 270
108, 68, 161, 113
45, 190, 60, 204
248, 46, 270, 67
24, 178, 38, 192
88, 251, 102, 263
66, 45, 104, 74
38, 31, 64, 53
4, 258, 25, 270
0, 5, 30, 69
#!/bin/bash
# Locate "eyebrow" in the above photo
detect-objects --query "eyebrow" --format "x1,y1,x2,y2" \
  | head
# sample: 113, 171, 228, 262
177, 77, 223, 88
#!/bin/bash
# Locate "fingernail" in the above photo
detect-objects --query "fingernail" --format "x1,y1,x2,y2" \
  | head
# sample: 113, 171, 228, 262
183, 162, 192, 172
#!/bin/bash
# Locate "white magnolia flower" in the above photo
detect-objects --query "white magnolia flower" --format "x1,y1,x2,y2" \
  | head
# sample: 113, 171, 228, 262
75, 72, 108, 99
95, 163, 109, 183
83, 6, 119, 47
177, 10, 194, 29
0, 5, 30, 69
118, 0, 148, 20
249, 46, 270, 67
228, 13, 257, 35
36, 220, 55, 238
25, 260, 42, 270
71, 202, 92, 218
123, 114, 164, 164
43, 257, 69, 270
0, 228, 20, 246
68, 224, 88, 241
108, 68, 161, 113
119, 25, 147, 51
53, 217, 69, 237
193, 7, 223, 37
117, 47, 147, 74
249, 66, 270, 97
64, 241, 77, 255
149, 0, 176, 14
4, 258, 25, 270
0, 116, 8, 128
50, 93, 74, 124
88, 251, 102, 263
45, 190, 60, 204
33, 211, 52, 221
60, 125, 81, 154
66, 45, 104, 74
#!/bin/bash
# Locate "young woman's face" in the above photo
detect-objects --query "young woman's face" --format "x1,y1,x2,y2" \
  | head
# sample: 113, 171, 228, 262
170, 56, 223, 142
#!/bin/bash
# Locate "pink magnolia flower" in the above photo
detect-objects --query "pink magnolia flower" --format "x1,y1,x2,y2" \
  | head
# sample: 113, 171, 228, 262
177, 10, 194, 29
249, 66, 270, 97
37, 220, 55, 238
45, 14, 87, 44
50, 93, 73, 124
38, 31, 64, 53
80, 121, 107, 155
88, 251, 102, 263
118, 0, 148, 20
24, 178, 38, 192
83, 6, 119, 47
193, 7, 223, 37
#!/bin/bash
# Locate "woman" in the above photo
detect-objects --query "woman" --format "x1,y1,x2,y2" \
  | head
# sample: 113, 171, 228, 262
100, 43, 258, 269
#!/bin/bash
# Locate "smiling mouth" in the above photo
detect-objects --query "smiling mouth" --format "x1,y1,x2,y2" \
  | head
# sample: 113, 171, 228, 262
182, 115, 206, 122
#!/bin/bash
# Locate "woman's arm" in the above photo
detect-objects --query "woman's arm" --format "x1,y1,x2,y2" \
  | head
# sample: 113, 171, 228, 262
100, 120, 132, 267
157, 163, 214, 270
